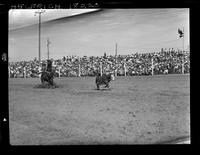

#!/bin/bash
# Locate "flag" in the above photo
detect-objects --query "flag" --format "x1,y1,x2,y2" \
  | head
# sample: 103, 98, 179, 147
103, 52, 106, 58
178, 28, 184, 38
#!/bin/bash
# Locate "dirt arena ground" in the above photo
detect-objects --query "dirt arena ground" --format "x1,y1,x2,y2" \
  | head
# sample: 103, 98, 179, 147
9, 74, 190, 145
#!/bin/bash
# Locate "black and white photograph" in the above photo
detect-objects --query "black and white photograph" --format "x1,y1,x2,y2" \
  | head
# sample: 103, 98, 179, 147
8, 8, 190, 145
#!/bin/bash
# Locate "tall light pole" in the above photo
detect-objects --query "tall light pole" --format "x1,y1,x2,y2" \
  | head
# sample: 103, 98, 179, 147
34, 10, 45, 63
47, 38, 51, 60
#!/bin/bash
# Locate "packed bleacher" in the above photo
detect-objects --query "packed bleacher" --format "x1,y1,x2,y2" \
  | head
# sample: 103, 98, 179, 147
8, 49, 190, 78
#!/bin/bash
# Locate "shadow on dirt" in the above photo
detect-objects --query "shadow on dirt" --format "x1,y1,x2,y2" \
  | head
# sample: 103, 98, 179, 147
92, 88, 112, 91
33, 83, 60, 89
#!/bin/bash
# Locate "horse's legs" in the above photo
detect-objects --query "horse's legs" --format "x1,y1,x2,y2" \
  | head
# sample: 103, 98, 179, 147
97, 84, 100, 90
49, 78, 53, 86
105, 84, 109, 88
107, 84, 109, 88
104, 81, 109, 88
42, 74, 49, 84
41, 75, 45, 84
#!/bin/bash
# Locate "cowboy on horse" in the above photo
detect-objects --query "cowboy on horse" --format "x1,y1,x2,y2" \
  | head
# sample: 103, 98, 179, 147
39, 60, 54, 86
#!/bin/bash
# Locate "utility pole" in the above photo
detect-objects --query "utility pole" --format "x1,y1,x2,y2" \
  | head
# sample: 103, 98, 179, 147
47, 38, 51, 60
34, 10, 45, 63
182, 27, 185, 74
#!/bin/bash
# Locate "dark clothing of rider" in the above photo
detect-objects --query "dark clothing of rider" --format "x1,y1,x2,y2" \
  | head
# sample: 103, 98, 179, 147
46, 60, 52, 73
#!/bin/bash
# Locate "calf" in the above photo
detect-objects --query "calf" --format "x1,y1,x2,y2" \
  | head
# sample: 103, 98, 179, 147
95, 73, 114, 90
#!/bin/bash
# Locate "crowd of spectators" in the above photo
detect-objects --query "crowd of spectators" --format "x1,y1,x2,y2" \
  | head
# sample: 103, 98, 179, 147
8, 49, 190, 78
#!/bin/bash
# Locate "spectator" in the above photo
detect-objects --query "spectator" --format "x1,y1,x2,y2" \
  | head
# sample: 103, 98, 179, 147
8, 49, 190, 78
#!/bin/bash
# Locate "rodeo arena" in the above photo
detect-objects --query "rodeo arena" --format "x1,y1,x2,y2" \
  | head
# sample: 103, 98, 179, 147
8, 9, 190, 145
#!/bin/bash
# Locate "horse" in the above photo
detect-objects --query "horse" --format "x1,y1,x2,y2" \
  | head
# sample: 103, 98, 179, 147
40, 60, 54, 86
41, 71, 54, 86
95, 73, 115, 90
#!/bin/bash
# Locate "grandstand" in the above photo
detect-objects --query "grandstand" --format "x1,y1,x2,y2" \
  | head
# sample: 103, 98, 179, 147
8, 48, 190, 78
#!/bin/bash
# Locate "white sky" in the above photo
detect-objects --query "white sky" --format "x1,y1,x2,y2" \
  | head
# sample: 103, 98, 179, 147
9, 9, 189, 62
9, 9, 99, 30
